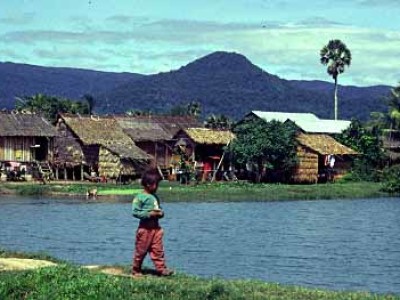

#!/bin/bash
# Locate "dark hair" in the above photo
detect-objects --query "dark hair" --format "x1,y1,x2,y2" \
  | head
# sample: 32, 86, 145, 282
141, 168, 162, 187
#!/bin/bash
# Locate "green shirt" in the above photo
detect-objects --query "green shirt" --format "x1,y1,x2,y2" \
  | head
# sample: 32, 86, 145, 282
132, 193, 161, 220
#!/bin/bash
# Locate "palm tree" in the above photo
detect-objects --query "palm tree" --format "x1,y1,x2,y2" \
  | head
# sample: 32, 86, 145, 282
186, 101, 201, 118
82, 94, 95, 115
320, 39, 352, 120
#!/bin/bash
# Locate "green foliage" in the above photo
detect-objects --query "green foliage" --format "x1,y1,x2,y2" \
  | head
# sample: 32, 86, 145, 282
336, 119, 386, 181
387, 82, 400, 130
320, 39, 352, 80
168, 101, 202, 118
381, 165, 400, 193
15, 93, 89, 123
229, 118, 297, 182
0, 263, 396, 299
204, 114, 233, 130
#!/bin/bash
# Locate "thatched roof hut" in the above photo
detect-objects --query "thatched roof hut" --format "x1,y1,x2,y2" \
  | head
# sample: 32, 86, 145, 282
382, 129, 400, 162
0, 112, 57, 137
181, 128, 235, 145
116, 115, 201, 141
172, 128, 235, 181
293, 133, 358, 183
0, 112, 57, 162
296, 133, 358, 155
54, 114, 151, 179
115, 116, 171, 142
114, 115, 201, 171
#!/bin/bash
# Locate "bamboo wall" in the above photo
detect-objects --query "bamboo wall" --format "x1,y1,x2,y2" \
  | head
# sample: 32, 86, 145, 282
292, 145, 319, 184
0, 137, 35, 162
54, 121, 84, 167
137, 141, 170, 168
98, 147, 136, 178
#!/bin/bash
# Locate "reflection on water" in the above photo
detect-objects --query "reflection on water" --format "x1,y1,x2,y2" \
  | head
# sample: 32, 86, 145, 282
0, 195, 399, 294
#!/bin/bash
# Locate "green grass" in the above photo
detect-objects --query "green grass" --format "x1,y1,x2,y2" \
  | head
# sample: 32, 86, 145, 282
0, 181, 394, 202
1, 264, 398, 300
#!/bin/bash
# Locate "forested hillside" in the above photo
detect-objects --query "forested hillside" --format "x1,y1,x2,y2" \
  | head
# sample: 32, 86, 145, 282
0, 52, 391, 120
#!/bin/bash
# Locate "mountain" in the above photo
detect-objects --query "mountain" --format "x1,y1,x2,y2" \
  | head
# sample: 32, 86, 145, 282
97, 51, 391, 120
1, 52, 392, 120
0, 62, 144, 109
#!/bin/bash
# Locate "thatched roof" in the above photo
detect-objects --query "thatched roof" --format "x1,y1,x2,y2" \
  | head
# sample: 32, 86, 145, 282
116, 115, 201, 141
59, 114, 150, 161
182, 128, 235, 145
297, 133, 358, 155
0, 112, 57, 137
115, 117, 171, 142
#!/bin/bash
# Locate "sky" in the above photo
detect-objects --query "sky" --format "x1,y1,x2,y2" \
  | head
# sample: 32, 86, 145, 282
0, 0, 399, 87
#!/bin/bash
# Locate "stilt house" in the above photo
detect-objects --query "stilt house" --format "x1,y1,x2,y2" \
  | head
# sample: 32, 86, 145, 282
115, 115, 201, 174
54, 114, 151, 180
172, 128, 235, 181
0, 112, 57, 163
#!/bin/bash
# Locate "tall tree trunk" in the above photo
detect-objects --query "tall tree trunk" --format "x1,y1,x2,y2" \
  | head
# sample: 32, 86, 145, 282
334, 76, 338, 120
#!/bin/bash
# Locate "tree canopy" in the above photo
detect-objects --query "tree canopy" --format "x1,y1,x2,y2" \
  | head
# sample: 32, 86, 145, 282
229, 118, 298, 182
15, 94, 89, 123
336, 119, 386, 181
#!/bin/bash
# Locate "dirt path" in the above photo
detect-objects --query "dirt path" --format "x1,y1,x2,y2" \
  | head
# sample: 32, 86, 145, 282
0, 258, 129, 277
0, 258, 57, 271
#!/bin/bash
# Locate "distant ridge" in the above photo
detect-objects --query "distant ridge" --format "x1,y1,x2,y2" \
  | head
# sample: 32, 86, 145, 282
0, 52, 391, 120
0, 62, 143, 109
97, 51, 390, 120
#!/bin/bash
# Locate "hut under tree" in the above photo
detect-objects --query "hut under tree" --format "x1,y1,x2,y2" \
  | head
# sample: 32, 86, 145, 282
293, 133, 358, 183
115, 115, 201, 177
0, 112, 57, 180
382, 129, 400, 165
54, 114, 151, 181
172, 128, 235, 181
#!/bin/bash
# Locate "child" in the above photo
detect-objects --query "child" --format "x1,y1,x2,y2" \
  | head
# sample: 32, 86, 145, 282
131, 168, 173, 277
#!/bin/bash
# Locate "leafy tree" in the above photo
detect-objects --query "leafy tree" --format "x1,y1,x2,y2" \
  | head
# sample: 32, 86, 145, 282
336, 119, 386, 181
15, 94, 89, 123
387, 82, 400, 129
82, 94, 95, 115
186, 101, 202, 118
168, 101, 202, 117
320, 39, 352, 120
229, 118, 298, 183
204, 114, 233, 130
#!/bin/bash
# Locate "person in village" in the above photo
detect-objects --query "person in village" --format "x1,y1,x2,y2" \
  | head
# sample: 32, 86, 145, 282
325, 154, 336, 182
131, 168, 173, 277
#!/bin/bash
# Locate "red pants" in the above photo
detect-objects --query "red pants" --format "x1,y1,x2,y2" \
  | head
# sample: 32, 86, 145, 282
132, 227, 167, 274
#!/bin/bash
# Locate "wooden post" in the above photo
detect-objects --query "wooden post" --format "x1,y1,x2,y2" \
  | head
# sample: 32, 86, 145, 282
81, 164, 84, 181
64, 166, 67, 181
211, 142, 230, 182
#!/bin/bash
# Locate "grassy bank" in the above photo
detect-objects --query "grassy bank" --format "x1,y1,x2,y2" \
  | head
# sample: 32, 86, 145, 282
0, 181, 393, 202
0, 251, 398, 300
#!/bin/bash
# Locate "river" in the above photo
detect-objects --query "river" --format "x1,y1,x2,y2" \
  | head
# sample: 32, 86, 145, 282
0, 195, 399, 294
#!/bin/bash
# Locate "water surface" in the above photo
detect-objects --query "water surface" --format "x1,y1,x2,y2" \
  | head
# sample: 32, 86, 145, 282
0, 195, 399, 294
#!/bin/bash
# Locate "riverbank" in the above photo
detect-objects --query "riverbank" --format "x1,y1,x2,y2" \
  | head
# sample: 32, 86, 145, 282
0, 250, 398, 299
0, 180, 393, 202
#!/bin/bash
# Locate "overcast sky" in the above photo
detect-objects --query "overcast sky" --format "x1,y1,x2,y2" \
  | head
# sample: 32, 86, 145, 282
1, 0, 399, 86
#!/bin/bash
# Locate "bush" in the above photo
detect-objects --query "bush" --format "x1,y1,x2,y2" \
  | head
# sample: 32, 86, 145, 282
381, 165, 400, 193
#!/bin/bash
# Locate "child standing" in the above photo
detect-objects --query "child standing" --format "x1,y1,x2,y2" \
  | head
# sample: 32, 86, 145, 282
131, 168, 173, 277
